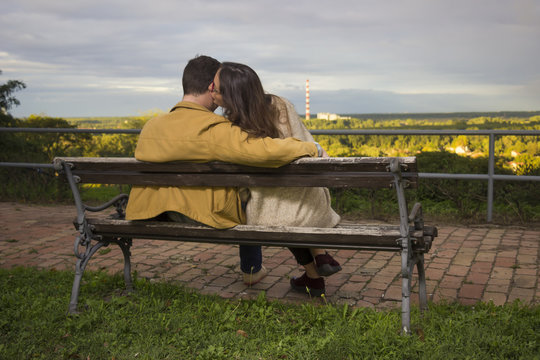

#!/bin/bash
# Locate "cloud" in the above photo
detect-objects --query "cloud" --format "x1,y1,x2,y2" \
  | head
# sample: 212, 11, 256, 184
2, 0, 539, 117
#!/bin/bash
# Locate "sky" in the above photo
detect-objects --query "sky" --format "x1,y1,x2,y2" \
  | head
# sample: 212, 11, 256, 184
1, 0, 540, 118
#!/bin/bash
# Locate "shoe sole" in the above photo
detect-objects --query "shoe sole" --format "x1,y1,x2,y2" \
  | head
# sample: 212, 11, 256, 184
317, 264, 342, 277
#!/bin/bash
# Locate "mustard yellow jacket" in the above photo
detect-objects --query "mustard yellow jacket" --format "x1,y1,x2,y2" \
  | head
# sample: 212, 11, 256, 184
125, 101, 318, 228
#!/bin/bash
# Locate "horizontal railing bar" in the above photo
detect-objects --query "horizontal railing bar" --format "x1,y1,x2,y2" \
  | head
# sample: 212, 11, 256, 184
0, 162, 56, 169
1, 127, 539, 136
310, 129, 540, 136
0, 127, 141, 134
419, 173, 540, 181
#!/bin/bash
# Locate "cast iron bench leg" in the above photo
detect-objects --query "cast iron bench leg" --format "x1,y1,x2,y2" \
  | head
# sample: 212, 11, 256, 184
111, 237, 134, 292
401, 238, 412, 334
68, 240, 108, 314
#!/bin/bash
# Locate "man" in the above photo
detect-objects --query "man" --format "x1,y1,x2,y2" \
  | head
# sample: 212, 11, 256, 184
125, 55, 322, 285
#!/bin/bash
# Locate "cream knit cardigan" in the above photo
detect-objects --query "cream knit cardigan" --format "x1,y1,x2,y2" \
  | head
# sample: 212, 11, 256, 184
245, 96, 341, 228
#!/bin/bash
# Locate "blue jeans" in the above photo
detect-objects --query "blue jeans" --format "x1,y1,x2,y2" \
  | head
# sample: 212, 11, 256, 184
166, 211, 262, 274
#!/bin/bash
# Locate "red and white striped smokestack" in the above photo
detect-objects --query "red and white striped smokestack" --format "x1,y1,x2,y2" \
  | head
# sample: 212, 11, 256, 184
305, 79, 310, 120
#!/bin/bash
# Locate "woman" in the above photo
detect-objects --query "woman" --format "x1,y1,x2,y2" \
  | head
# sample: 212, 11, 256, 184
210, 62, 342, 296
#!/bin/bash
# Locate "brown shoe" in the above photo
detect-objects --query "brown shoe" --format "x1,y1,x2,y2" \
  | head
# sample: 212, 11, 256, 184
243, 265, 268, 286
315, 252, 342, 277
290, 273, 325, 297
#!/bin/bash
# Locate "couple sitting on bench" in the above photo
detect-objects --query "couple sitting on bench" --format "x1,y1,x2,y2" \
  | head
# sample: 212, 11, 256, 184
125, 55, 342, 297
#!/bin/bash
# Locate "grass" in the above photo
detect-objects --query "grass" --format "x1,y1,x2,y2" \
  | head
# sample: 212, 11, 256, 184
1, 267, 539, 359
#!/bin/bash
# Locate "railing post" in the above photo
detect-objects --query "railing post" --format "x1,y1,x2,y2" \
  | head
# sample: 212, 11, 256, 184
487, 133, 495, 222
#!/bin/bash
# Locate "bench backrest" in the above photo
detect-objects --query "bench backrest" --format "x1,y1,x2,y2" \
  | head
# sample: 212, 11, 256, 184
53, 157, 418, 189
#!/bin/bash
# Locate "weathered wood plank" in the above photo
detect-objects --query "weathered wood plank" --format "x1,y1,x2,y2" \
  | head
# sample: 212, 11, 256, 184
54, 156, 418, 188
83, 218, 437, 251
72, 172, 417, 188
54, 156, 418, 173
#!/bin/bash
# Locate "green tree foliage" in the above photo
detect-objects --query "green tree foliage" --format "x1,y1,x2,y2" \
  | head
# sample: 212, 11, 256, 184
0, 70, 26, 113
19, 115, 91, 161
416, 152, 490, 221
0, 115, 91, 202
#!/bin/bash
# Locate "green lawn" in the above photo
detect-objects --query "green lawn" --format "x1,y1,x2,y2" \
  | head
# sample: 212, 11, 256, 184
1, 267, 538, 359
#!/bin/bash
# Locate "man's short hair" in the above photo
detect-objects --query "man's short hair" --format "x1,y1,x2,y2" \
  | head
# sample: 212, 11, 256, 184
182, 55, 221, 96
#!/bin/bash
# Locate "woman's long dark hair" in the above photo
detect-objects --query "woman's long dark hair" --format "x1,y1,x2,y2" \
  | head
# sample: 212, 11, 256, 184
217, 62, 280, 139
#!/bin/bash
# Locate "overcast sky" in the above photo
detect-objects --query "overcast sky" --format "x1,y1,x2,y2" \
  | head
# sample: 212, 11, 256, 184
2, 0, 540, 118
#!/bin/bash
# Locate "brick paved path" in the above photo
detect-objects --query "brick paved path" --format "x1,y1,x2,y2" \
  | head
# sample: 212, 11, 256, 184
1, 202, 538, 309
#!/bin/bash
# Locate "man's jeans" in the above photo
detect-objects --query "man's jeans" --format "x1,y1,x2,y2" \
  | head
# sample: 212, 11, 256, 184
239, 245, 262, 274
166, 211, 262, 274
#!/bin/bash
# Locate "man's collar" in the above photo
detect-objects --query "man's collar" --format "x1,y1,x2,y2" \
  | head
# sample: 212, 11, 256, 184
169, 100, 212, 113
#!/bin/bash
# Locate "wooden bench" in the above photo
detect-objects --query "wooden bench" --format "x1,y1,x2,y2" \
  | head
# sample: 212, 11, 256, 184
53, 156, 437, 334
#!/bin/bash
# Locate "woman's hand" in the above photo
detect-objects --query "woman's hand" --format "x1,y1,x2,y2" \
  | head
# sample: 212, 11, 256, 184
320, 146, 329, 158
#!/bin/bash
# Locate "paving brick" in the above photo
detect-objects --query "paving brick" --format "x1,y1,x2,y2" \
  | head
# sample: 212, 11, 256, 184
491, 267, 513, 280
447, 265, 469, 276
508, 288, 535, 302
383, 286, 402, 301
475, 252, 497, 262
368, 281, 390, 291
459, 298, 480, 306
439, 275, 464, 289
209, 274, 238, 287
459, 283, 484, 299
266, 282, 292, 299
206, 265, 233, 277
441, 241, 461, 250
462, 241, 481, 249
361, 288, 384, 299
452, 255, 475, 266
437, 249, 458, 258
516, 255, 538, 265
514, 275, 537, 289
485, 283, 509, 293
515, 268, 538, 276
363, 259, 388, 269
432, 288, 458, 302
361, 296, 381, 305
482, 238, 501, 246
466, 272, 490, 285
339, 282, 367, 294
470, 261, 493, 274
482, 292, 507, 306
348, 274, 372, 282
345, 257, 369, 266
425, 268, 445, 281
336, 249, 358, 258
372, 274, 396, 284
494, 257, 515, 267
430, 257, 452, 266
223, 281, 249, 293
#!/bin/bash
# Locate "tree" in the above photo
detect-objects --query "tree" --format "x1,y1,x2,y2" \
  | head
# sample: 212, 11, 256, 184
0, 70, 26, 114
21, 115, 91, 160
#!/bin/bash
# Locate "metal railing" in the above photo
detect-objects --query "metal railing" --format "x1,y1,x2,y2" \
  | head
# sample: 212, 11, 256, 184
1, 127, 539, 222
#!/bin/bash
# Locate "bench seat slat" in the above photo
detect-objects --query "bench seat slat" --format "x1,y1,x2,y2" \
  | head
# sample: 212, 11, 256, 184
83, 218, 434, 251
